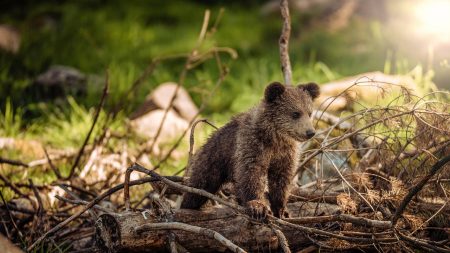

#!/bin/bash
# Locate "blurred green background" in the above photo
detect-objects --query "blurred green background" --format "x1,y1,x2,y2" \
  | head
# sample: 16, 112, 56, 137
0, 0, 449, 146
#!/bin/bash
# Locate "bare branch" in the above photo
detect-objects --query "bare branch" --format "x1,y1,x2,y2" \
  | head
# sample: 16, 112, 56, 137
285, 214, 391, 229
135, 222, 247, 253
188, 119, 218, 164
66, 71, 109, 180
279, 0, 293, 86
271, 225, 291, 253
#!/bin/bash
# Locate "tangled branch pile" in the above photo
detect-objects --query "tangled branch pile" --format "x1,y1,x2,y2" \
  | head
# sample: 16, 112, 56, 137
1, 72, 449, 252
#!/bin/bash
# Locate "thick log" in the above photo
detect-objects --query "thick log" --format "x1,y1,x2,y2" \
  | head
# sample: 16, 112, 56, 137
0, 234, 24, 253
95, 207, 310, 252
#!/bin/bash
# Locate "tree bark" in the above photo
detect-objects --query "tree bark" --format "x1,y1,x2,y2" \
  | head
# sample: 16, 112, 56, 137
0, 234, 24, 253
95, 207, 310, 253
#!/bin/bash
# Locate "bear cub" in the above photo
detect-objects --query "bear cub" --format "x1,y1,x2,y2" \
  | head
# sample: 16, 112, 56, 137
181, 82, 320, 219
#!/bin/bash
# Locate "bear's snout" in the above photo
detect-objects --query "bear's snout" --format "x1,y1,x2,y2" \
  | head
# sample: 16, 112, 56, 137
305, 129, 316, 139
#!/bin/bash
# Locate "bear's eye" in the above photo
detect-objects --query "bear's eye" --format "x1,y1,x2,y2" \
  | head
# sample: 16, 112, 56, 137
308, 111, 312, 117
292, 111, 302, 119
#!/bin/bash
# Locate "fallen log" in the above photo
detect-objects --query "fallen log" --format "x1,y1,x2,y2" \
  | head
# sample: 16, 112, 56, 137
95, 207, 310, 252
0, 234, 24, 253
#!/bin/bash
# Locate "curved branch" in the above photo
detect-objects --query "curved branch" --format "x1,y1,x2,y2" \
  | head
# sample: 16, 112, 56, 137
135, 222, 247, 253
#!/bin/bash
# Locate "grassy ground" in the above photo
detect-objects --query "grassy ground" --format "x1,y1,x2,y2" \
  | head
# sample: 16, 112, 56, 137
0, 0, 441, 175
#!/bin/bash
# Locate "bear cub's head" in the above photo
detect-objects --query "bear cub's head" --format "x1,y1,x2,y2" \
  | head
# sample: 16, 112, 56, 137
263, 81, 320, 142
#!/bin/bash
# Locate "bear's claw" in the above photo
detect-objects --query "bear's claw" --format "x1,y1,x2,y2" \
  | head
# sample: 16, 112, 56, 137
246, 200, 272, 221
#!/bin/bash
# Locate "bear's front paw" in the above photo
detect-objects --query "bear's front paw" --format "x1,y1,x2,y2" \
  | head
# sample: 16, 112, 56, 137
281, 208, 290, 218
273, 207, 290, 218
246, 200, 272, 221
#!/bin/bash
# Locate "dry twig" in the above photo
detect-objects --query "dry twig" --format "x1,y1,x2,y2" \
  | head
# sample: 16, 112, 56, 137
66, 71, 109, 180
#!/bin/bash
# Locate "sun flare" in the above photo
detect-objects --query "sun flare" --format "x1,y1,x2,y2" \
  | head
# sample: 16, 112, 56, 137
415, 0, 450, 42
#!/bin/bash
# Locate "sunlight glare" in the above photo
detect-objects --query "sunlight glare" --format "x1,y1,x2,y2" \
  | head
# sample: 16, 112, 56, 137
415, 0, 450, 42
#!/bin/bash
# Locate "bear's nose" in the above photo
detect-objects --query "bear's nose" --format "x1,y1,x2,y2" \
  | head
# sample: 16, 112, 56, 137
306, 130, 315, 139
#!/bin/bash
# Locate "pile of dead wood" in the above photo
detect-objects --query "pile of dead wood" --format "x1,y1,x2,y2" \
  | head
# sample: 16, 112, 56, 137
1, 87, 448, 252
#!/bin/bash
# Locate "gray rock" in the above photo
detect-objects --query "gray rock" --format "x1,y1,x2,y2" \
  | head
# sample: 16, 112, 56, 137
35, 65, 86, 88
32, 65, 88, 99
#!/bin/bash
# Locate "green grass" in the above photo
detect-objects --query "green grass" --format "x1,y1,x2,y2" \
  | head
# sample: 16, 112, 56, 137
0, 98, 24, 137
0, 0, 394, 112
0, 0, 444, 177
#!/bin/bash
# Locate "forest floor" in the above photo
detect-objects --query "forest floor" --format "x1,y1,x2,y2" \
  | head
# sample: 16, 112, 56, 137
0, 1, 449, 252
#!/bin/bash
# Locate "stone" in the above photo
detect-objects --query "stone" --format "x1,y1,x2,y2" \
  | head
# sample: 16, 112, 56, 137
130, 109, 189, 149
315, 71, 418, 111
35, 65, 86, 88
131, 82, 198, 121
31, 65, 88, 100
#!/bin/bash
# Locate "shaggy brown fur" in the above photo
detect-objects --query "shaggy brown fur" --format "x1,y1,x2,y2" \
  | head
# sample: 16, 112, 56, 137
181, 82, 320, 218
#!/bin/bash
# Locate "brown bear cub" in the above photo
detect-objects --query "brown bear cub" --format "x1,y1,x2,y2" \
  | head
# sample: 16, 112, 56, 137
181, 82, 320, 219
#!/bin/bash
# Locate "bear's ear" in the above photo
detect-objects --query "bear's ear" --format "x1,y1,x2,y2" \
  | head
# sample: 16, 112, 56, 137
299, 82, 320, 100
265, 82, 285, 103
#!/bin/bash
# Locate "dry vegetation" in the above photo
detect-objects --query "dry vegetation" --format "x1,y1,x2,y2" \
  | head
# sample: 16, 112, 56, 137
1, 2, 449, 253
